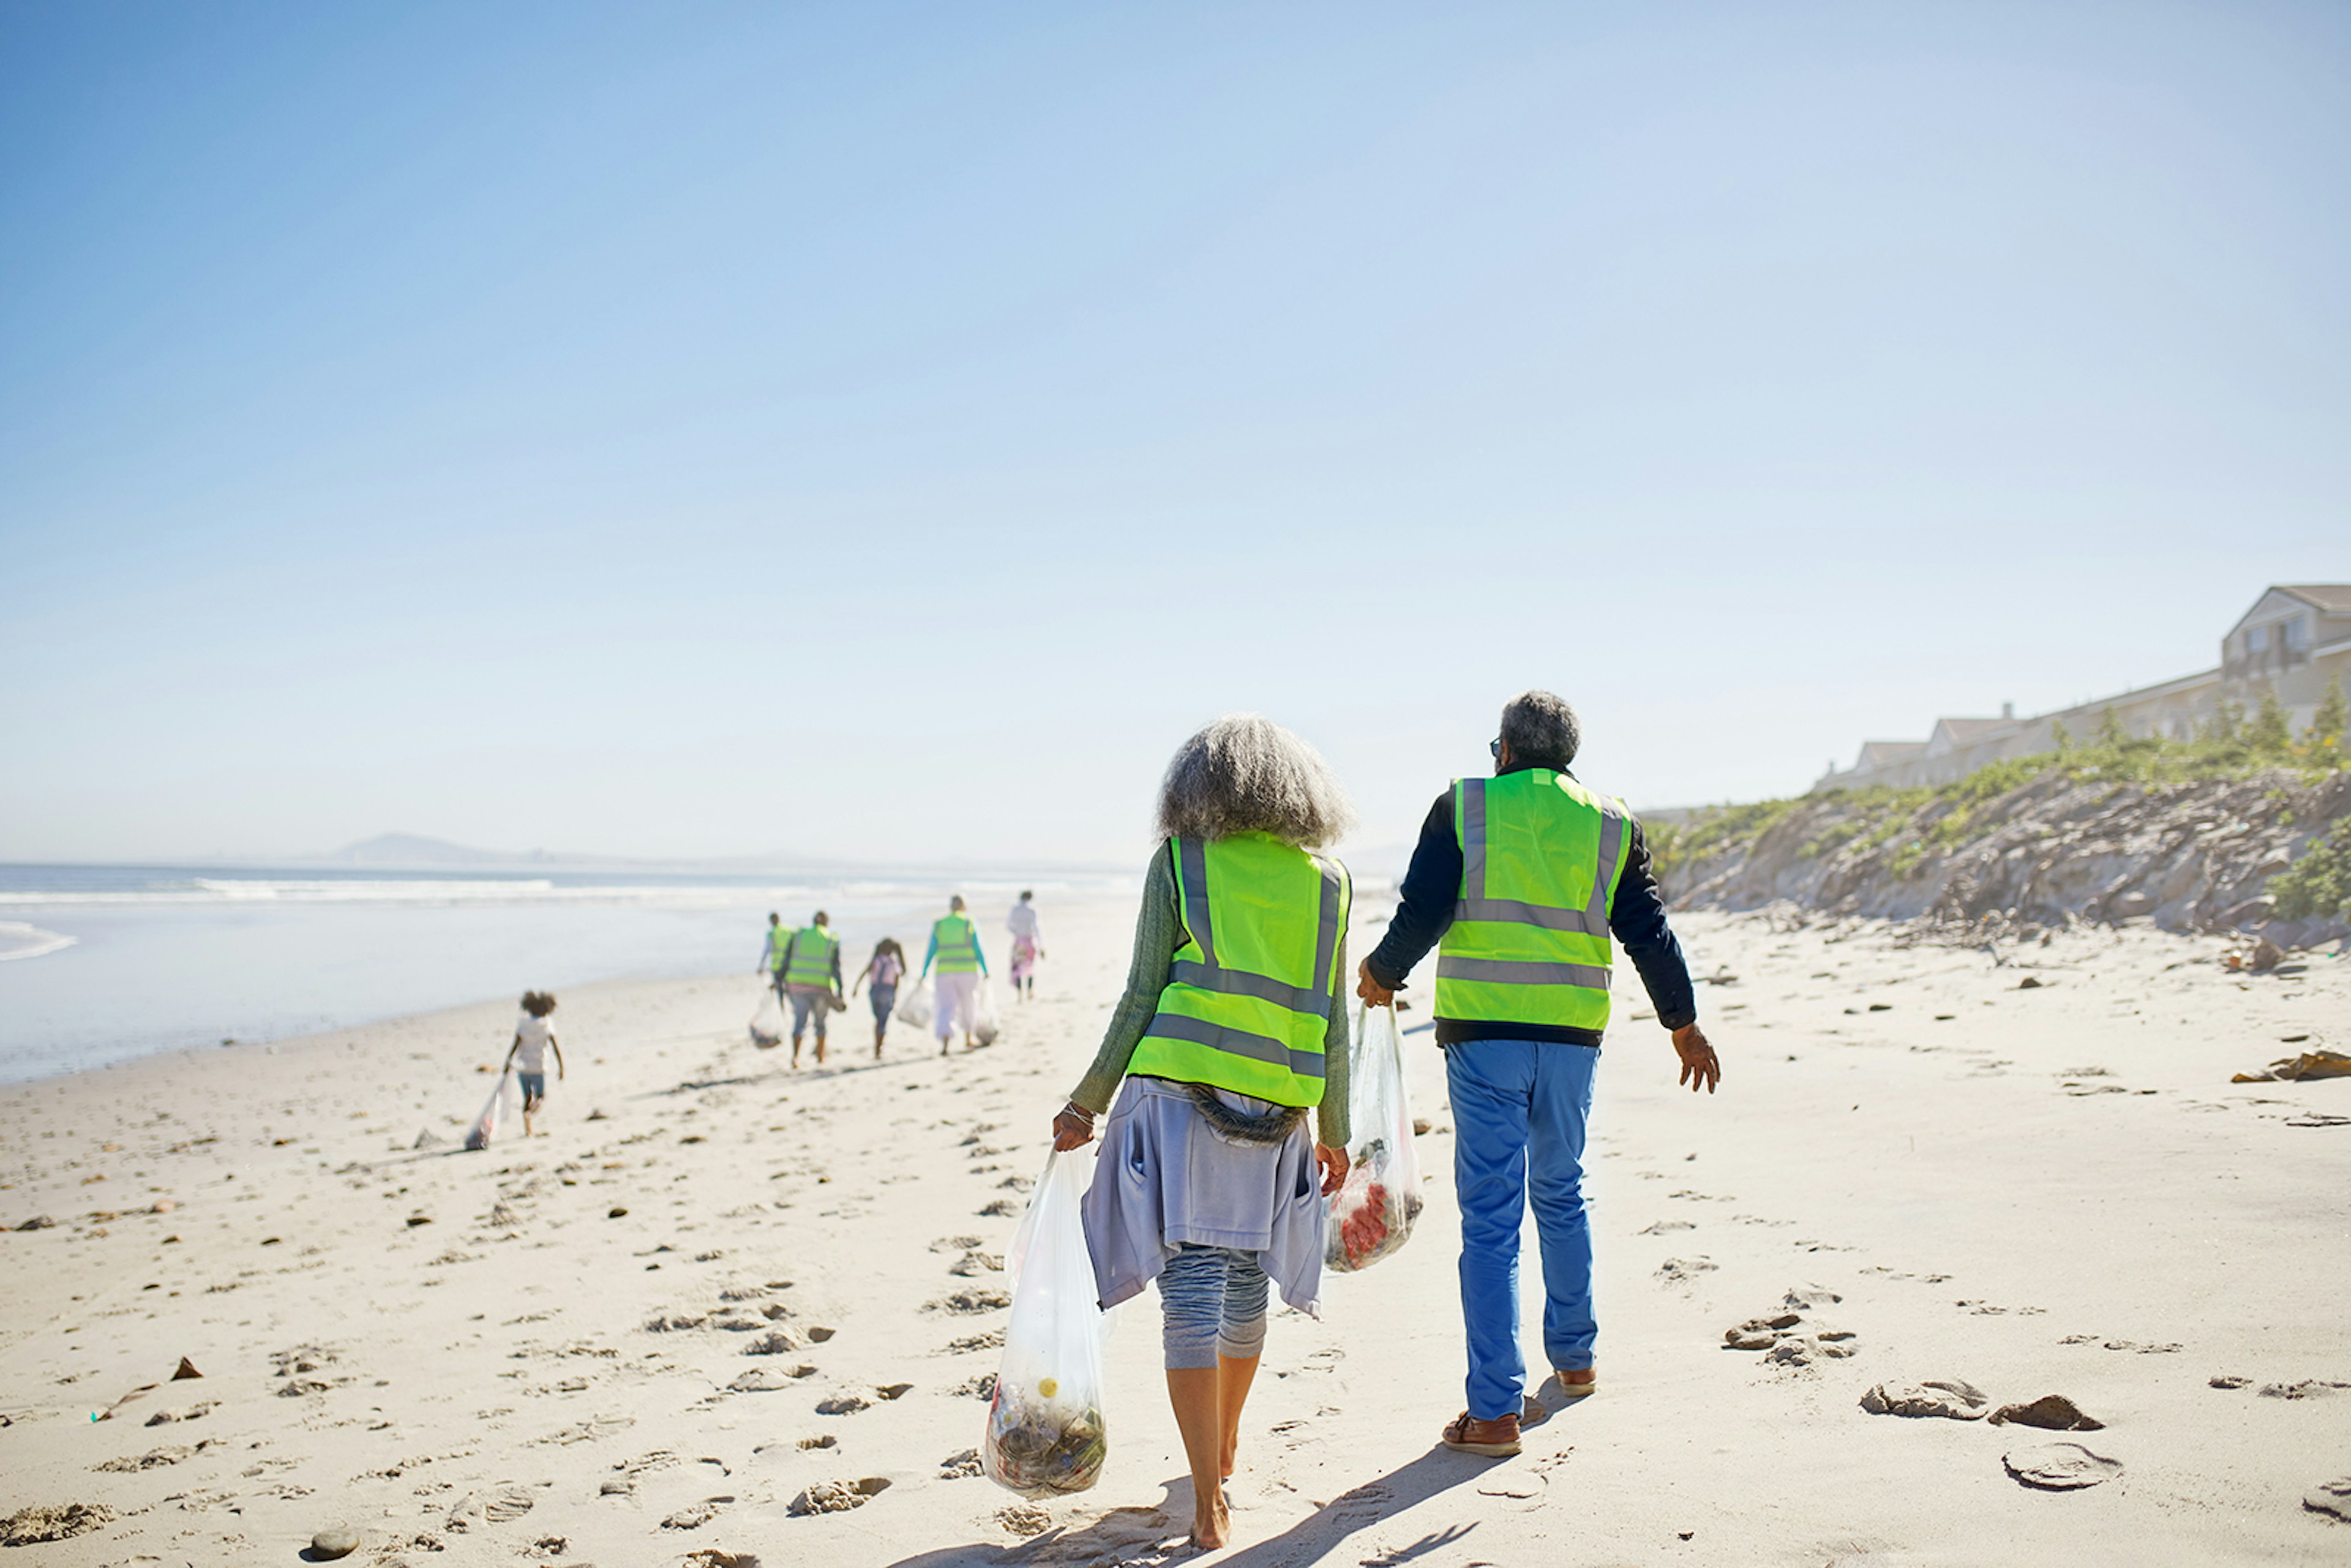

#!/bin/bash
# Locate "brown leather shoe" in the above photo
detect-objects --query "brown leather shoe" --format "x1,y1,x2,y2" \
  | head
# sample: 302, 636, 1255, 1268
1440, 1410, 1522, 1457
1554, 1367, 1597, 1399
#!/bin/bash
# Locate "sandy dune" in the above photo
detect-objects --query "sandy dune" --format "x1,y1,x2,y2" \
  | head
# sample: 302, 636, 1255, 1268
2, 902, 2347, 1566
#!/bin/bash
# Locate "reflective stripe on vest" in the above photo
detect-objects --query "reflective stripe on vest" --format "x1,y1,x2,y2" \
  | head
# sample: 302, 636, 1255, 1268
932, 914, 981, 973
1127, 832, 1350, 1108
767, 926, 792, 972
1434, 771, 1629, 1033
784, 926, 838, 988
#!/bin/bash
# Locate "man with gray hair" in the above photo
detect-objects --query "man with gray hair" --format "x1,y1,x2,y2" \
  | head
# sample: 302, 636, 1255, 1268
1359, 689, 1719, 1458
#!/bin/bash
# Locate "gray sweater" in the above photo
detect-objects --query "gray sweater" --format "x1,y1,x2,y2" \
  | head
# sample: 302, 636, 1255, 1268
1068, 845, 1352, 1148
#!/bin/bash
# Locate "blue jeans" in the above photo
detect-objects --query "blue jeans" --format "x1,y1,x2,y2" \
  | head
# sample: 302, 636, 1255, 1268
788, 986, 830, 1040
1445, 1038, 1599, 1421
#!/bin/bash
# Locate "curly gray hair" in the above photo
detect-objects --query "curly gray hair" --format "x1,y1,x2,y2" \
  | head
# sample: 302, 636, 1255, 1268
1155, 714, 1356, 848
1500, 689, 1581, 770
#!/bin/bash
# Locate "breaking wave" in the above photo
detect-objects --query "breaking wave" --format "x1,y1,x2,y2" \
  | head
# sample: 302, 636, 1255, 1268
0, 921, 76, 961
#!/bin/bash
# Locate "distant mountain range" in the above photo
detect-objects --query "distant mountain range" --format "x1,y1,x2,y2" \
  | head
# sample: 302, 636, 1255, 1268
318, 833, 535, 868
313, 832, 872, 874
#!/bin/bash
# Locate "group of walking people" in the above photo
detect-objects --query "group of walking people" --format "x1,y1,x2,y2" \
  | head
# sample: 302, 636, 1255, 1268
1050, 693, 1722, 1549
758, 890, 1046, 1067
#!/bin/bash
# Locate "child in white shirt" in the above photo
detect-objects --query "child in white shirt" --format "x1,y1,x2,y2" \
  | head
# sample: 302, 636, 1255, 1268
501, 991, 566, 1137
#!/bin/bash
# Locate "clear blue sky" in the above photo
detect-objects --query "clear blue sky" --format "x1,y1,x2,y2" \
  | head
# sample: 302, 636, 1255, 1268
4, 1, 2346, 871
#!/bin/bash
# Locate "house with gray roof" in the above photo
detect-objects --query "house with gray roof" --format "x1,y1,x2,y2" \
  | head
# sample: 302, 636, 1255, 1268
1813, 584, 2351, 793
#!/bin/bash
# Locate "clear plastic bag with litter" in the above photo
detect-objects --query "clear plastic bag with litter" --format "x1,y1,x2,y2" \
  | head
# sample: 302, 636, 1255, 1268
984, 1149, 1107, 1498
749, 988, 784, 1048
896, 980, 934, 1029
1324, 1002, 1424, 1272
463, 1070, 520, 1152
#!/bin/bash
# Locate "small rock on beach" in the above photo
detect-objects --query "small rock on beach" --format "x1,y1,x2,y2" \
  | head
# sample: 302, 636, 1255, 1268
1988, 1394, 2104, 1430
309, 1526, 362, 1559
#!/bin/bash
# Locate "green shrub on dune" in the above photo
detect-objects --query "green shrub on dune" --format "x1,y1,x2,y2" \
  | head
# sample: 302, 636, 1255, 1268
2270, 818, 2351, 922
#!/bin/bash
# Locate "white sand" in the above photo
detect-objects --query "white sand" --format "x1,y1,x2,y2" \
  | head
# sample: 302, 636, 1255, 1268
2, 903, 2347, 1565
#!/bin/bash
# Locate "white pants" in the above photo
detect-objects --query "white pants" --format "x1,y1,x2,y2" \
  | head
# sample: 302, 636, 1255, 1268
934, 972, 980, 1040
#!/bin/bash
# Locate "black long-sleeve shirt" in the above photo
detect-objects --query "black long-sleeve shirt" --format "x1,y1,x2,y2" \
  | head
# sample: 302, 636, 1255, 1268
1363, 769, 1698, 1046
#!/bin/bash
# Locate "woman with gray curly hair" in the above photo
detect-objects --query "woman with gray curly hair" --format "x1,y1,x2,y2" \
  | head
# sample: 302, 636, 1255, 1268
1051, 713, 1357, 1550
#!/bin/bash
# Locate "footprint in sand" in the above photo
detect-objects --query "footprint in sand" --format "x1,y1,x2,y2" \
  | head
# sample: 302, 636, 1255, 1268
1727, 1289, 1858, 1367
660, 1496, 733, 1529
0, 1506, 116, 1547
727, 1367, 814, 1392
933, 1288, 1012, 1314
2003, 1441, 2122, 1490
2062, 1335, 2182, 1354
994, 1502, 1052, 1537
2307, 1477, 2351, 1523
1859, 1379, 1989, 1420
788, 1477, 890, 1516
92, 1444, 211, 1471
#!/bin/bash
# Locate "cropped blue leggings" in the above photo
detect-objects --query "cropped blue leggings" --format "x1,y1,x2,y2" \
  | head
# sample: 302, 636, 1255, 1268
1157, 1244, 1270, 1370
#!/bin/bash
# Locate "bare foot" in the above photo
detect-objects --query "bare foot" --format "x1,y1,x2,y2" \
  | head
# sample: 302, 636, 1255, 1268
1190, 1487, 1230, 1550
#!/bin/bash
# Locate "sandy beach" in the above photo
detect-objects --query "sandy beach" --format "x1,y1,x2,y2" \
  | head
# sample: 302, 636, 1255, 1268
4, 899, 2347, 1566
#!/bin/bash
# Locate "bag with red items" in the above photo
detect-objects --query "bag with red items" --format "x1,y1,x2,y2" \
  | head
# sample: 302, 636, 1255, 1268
1324, 1001, 1424, 1272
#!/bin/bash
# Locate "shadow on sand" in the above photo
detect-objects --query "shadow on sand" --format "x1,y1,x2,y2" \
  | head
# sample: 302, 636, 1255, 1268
883, 1444, 1498, 1568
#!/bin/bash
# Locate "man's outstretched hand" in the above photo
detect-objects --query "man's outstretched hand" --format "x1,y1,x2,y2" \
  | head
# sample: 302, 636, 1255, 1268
1355, 958, 1395, 1007
1673, 1022, 1720, 1093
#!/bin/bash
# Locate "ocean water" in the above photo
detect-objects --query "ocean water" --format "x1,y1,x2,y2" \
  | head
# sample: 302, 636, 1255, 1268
0, 865, 1131, 1084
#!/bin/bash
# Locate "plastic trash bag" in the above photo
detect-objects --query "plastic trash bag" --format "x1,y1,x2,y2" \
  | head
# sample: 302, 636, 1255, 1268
464, 1070, 519, 1152
896, 979, 934, 1029
972, 980, 1001, 1046
984, 1150, 1107, 1498
1324, 1002, 1424, 1272
749, 988, 784, 1049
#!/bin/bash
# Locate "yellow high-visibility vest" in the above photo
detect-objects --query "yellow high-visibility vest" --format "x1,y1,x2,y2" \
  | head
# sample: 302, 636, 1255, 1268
1127, 832, 1350, 1108
1433, 770, 1629, 1033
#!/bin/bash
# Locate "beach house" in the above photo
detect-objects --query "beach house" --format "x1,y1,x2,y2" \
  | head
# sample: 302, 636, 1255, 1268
1812, 584, 2351, 793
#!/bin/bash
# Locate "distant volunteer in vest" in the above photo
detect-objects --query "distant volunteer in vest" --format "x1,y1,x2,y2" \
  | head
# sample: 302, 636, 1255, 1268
1357, 690, 1720, 1461
778, 911, 844, 1068
1049, 714, 1355, 1552
758, 912, 792, 997
921, 895, 989, 1054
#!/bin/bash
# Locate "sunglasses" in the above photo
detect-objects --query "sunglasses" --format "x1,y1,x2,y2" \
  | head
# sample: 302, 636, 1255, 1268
1489, 738, 1503, 759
